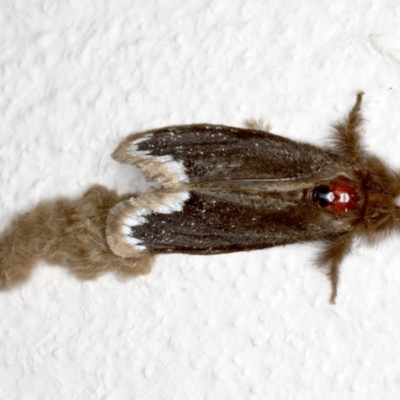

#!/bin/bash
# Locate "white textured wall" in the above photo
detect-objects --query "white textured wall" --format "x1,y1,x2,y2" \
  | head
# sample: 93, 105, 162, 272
2, 1, 400, 399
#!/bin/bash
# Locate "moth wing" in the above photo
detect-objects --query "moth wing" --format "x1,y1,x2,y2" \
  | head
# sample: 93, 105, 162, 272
106, 189, 355, 257
107, 124, 354, 257
111, 124, 349, 189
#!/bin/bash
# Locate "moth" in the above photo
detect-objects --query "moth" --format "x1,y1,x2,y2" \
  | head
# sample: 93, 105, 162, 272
106, 92, 400, 303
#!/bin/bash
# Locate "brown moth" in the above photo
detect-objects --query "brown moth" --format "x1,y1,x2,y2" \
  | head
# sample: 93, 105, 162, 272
1, 92, 396, 303
106, 92, 400, 303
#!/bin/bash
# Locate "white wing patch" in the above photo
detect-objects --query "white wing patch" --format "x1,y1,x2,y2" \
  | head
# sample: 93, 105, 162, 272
107, 131, 192, 256
107, 189, 190, 256
128, 136, 189, 184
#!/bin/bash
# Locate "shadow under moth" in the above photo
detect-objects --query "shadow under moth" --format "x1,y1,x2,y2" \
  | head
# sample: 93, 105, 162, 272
0, 92, 397, 303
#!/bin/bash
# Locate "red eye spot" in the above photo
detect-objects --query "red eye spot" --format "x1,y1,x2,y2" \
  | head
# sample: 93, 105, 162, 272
313, 181, 359, 212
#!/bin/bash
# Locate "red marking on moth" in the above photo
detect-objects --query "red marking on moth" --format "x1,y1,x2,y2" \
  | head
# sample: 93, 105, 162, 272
313, 180, 360, 212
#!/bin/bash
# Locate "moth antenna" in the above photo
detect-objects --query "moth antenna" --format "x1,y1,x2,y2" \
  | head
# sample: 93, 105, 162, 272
244, 118, 273, 132
329, 91, 366, 162
315, 234, 353, 304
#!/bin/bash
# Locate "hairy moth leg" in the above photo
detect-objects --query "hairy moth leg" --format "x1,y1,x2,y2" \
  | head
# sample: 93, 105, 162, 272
244, 118, 273, 133
316, 234, 353, 304
330, 91, 365, 160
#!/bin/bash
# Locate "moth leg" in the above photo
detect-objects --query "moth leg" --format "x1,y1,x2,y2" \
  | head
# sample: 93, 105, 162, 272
244, 118, 273, 133
329, 91, 365, 161
316, 234, 353, 304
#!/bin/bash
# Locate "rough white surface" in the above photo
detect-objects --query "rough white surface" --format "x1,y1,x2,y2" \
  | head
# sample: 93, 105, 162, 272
2, 1, 400, 399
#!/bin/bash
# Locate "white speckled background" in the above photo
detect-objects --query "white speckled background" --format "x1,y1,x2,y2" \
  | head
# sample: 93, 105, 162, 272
2, 1, 400, 399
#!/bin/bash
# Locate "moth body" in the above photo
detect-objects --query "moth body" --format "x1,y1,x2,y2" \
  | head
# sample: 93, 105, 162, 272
106, 93, 400, 303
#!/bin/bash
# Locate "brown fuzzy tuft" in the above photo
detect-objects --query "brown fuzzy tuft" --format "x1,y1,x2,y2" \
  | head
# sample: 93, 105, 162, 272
328, 91, 365, 162
315, 234, 353, 304
244, 118, 273, 133
0, 185, 155, 291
